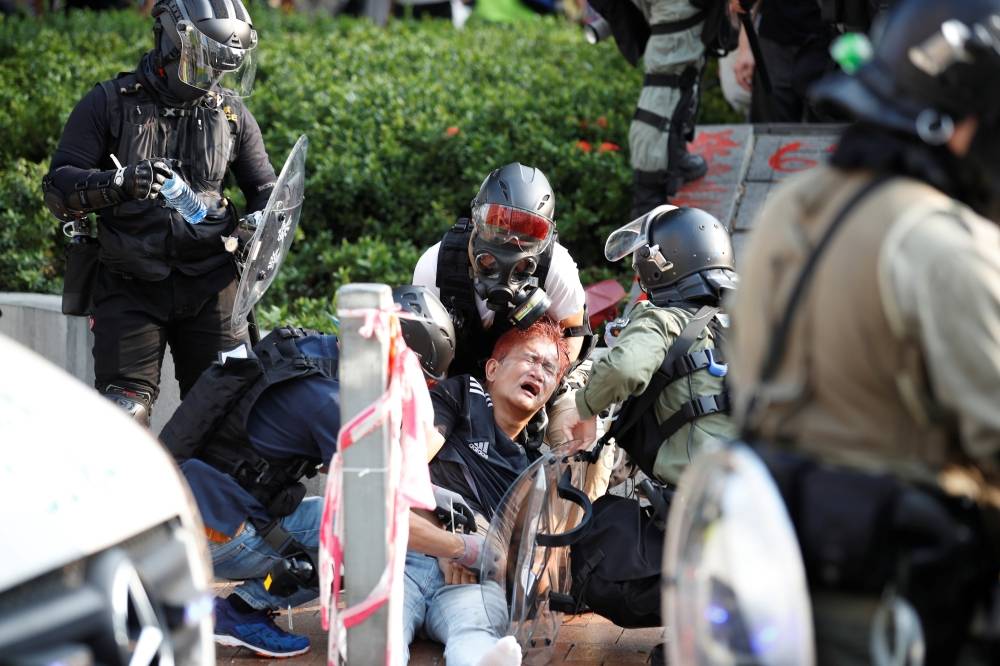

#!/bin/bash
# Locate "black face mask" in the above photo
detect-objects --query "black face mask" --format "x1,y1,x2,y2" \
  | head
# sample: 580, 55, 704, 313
471, 241, 551, 329
163, 59, 207, 103
138, 52, 205, 107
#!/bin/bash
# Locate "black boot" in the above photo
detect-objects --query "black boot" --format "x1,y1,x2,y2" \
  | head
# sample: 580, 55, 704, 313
677, 152, 708, 182
665, 151, 708, 197
648, 642, 667, 665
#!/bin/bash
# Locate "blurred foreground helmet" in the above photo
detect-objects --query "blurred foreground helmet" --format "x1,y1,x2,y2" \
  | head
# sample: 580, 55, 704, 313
393, 285, 456, 381
153, 0, 259, 98
663, 443, 815, 666
605, 205, 737, 306
469, 163, 556, 326
811, 0, 1000, 143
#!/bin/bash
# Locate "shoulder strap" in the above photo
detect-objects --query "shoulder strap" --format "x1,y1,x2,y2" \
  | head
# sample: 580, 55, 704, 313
743, 174, 893, 435
534, 233, 556, 288
598, 306, 719, 448
436, 219, 477, 322
99, 80, 122, 142
756, 175, 893, 385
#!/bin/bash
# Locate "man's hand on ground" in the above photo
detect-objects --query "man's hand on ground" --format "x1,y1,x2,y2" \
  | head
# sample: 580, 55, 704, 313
438, 557, 478, 586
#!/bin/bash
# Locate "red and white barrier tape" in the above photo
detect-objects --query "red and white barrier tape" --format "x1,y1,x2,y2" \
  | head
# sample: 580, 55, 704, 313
319, 306, 436, 665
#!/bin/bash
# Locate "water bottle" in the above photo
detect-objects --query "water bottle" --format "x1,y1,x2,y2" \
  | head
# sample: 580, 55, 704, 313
160, 176, 207, 224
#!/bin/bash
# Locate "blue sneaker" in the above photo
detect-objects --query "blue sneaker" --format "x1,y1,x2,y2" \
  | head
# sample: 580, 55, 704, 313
213, 596, 311, 658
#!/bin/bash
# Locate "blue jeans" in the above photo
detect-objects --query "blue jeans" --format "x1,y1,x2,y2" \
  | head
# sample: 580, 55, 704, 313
402, 551, 510, 666
210, 497, 322, 612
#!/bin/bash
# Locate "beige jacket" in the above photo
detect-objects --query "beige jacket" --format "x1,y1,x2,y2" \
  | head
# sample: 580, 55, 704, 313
730, 166, 1000, 501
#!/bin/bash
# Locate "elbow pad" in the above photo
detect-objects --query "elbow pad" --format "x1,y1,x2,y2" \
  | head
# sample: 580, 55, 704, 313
43, 167, 127, 221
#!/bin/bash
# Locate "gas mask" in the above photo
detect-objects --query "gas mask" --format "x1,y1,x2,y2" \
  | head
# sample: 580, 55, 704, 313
469, 197, 556, 330
471, 235, 552, 330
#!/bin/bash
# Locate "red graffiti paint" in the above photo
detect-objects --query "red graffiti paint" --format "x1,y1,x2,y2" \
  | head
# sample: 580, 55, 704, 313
688, 129, 741, 161
768, 141, 818, 173
673, 129, 742, 209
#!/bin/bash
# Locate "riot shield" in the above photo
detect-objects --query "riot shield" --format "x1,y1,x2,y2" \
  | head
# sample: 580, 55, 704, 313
662, 442, 815, 666
231, 134, 308, 335
481, 452, 590, 665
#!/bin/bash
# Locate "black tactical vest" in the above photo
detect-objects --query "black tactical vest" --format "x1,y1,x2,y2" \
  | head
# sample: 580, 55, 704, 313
435, 218, 553, 378
97, 73, 242, 280
160, 327, 338, 518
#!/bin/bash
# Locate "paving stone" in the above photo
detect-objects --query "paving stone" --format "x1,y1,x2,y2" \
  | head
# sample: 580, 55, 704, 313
557, 622, 624, 645
747, 133, 839, 183
673, 125, 754, 230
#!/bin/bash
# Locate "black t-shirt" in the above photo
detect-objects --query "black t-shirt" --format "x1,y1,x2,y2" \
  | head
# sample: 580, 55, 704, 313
758, 0, 828, 46
428, 375, 530, 520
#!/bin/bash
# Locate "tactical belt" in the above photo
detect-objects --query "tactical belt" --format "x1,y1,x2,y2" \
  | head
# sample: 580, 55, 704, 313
662, 348, 727, 382
650, 11, 706, 35
643, 69, 697, 88
634, 67, 700, 131
634, 108, 672, 131
658, 392, 730, 441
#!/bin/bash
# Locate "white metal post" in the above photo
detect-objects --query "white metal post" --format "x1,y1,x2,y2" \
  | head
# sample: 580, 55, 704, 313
337, 283, 392, 664
363, 0, 390, 26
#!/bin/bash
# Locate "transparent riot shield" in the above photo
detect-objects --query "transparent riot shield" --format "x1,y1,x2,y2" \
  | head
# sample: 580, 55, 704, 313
231, 134, 308, 335
662, 442, 815, 666
481, 452, 590, 665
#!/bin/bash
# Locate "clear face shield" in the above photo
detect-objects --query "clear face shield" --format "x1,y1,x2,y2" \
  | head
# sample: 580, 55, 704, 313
472, 202, 554, 255
603, 204, 677, 262
176, 20, 258, 97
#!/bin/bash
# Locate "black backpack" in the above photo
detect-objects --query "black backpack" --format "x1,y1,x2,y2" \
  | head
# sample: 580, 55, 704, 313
595, 305, 728, 483
547, 478, 673, 629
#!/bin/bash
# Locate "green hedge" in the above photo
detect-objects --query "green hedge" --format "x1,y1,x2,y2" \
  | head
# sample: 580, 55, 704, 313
0, 8, 739, 329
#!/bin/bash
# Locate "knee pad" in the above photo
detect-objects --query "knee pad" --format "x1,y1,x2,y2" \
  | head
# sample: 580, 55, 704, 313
101, 383, 153, 427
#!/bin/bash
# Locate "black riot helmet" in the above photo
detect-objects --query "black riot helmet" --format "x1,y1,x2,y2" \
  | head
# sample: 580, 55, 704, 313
393, 286, 456, 382
605, 205, 737, 307
152, 0, 258, 99
812, 0, 1000, 148
468, 163, 556, 329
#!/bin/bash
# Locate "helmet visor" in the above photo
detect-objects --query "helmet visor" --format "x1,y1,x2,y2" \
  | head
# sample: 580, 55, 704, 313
472, 203, 554, 253
604, 205, 676, 261
177, 21, 258, 98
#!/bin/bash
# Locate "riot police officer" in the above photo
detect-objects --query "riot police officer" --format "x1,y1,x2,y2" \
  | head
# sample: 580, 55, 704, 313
628, 0, 708, 218
554, 205, 737, 485
42, 0, 276, 425
412, 162, 587, 378
589, 0, 710, 217
730, 0, 1000, 662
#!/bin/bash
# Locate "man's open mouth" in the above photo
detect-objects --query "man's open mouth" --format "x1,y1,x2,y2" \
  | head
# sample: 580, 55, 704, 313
520, 381, 541, 398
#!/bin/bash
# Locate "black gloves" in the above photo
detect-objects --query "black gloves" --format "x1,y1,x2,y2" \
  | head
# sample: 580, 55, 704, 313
116, 159, 173, 200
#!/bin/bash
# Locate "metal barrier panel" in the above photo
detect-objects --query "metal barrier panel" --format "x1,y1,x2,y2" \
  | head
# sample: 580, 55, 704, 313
337, 283, 392, 663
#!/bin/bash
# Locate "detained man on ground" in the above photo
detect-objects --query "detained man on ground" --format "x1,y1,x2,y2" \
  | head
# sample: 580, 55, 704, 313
402, 317, 571, 666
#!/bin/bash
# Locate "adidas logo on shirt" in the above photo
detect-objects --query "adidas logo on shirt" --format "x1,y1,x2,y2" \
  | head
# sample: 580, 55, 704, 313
469, 440, 490, 459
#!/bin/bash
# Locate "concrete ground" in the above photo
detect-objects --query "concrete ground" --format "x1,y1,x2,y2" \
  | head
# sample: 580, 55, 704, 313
213, 584, 664, 665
